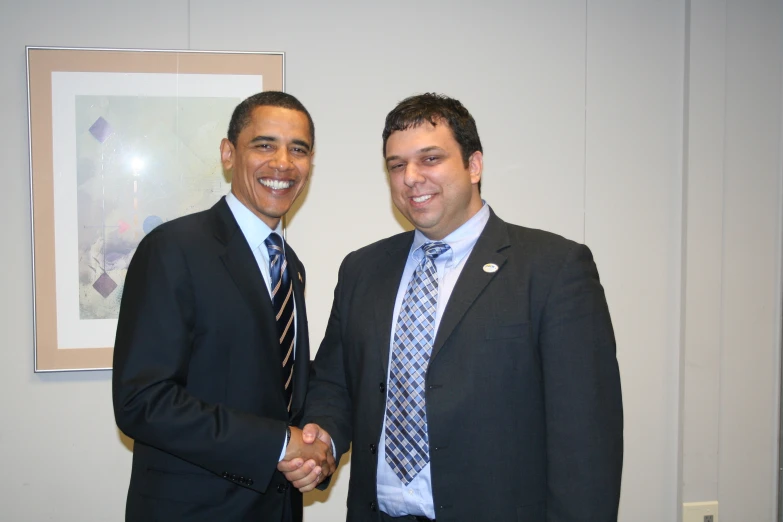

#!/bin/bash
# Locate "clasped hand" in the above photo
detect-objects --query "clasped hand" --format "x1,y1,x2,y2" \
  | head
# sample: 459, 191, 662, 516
278, 423, 334, 492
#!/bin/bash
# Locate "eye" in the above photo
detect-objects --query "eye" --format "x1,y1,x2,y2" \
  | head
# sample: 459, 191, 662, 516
388, 163, 404, 172
423, 156, 440, 163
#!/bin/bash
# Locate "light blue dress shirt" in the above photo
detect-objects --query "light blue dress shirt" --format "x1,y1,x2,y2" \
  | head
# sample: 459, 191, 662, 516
225, 192, 296, 460
377, 202, 490, 518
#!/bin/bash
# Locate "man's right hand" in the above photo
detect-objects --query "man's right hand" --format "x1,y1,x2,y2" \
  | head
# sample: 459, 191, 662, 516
278, 424, 335, 492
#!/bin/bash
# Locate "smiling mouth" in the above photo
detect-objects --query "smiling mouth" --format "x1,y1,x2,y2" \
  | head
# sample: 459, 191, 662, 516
259, 179, 294, 190
411, 195, 432, 203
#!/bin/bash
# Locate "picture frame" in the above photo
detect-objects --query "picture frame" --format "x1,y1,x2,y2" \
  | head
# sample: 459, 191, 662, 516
27, 46, 284, 371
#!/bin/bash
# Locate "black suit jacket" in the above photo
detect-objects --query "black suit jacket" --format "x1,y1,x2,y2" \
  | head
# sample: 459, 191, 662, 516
304, 209, 623, 522
113, 197, 309, 522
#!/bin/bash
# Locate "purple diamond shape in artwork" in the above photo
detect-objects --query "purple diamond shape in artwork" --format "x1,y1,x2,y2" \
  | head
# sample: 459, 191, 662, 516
89, 117, 113, 143
92, 272, 118, 298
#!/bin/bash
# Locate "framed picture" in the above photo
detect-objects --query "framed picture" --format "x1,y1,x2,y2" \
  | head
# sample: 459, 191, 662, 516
27, 47, 284, 371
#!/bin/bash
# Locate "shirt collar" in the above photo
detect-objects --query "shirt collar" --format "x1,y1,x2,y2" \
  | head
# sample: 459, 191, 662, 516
410, 201, 491, 266
225, 192, 284, 249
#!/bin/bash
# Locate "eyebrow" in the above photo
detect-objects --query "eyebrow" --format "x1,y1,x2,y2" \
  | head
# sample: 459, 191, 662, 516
385, 146, 445, 163
249, 135, 312, 152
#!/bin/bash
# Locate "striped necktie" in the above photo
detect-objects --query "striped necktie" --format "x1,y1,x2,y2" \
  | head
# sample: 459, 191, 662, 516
264, 233, 295, 412
385, 241, 451, 484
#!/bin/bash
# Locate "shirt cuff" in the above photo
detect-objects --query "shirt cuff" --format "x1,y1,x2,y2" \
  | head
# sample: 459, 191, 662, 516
279, 428, 289, 462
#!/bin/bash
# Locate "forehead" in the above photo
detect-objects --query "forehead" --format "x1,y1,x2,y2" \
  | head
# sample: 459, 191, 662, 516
385, 120, 458, 156
241, 106, 311, 141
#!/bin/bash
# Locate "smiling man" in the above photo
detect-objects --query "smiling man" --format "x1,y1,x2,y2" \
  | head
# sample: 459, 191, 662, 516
113, 91, 333, 522
281, 93, 624, 522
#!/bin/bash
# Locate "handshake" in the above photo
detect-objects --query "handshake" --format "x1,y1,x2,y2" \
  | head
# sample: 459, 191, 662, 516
278, 423, 335, 492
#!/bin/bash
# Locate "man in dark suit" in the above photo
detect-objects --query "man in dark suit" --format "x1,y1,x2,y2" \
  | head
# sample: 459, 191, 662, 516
113, 91, 333, 522
280, 93, 623, 521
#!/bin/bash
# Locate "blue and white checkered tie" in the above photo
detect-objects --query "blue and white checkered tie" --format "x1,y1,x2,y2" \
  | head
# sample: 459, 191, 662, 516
385, 241, 451, 485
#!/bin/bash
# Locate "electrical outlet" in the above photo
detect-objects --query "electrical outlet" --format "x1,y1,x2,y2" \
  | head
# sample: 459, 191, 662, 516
683, 501, 718, 522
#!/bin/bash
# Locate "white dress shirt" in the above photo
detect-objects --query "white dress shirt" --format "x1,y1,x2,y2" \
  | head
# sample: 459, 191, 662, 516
225, 192, 296, 460
377, 202, 490, 518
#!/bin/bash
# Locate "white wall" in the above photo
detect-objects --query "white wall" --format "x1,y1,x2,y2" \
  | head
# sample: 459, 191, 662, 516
0, 1, 780, 521
585, 3, 687, 517
681, 2, 783, 522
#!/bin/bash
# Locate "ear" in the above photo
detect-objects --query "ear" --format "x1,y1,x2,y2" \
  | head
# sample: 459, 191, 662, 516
220, 138, 234, 171
468, 150, 483, 186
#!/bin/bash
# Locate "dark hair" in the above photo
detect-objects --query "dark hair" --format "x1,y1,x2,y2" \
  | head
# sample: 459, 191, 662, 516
227, 91, 315, 147
382, 93, 482, 167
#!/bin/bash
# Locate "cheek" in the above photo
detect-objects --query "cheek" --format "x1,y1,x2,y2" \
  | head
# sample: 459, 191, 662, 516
294, 158, 311, 173
443, 178, 468, 197
240, 153, 265, 171
391, 188, 406, 204
389, 177, 405, 198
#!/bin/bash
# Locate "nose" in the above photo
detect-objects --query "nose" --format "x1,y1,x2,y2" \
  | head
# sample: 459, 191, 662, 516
270, 148, 293, 171
403, 164, 424, 187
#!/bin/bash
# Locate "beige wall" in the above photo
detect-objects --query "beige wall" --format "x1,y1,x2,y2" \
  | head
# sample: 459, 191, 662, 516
0, 1, 780, 521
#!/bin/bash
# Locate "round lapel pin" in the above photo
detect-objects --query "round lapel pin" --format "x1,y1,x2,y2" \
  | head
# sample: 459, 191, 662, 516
483, 263, 499, 273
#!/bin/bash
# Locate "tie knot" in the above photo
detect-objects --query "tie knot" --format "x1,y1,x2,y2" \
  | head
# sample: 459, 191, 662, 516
264, 233, 284, 254
422, 241, 450, 260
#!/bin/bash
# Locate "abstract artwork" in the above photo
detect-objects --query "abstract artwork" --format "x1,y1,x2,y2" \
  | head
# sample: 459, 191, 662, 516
75, 95, 237, 320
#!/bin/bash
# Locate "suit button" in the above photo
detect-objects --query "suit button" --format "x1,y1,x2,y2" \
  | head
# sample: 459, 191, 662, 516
221, 472, 229, 478
369, 501, 377, 512
379, 382, 386, 393
369, 443, 377, 454
247, 478, 254, 486
277, 483, 286, 493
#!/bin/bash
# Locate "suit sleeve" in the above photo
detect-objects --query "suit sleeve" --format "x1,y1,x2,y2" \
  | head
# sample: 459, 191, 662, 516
112, 230, 286, 493
540, 244, 623, 521
301, 255, 355, 464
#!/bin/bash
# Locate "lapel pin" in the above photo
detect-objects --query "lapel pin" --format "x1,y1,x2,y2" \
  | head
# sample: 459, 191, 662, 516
483, 263, 499, 273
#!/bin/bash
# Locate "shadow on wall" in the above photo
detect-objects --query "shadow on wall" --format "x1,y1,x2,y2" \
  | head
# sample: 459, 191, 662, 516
382, 158, 414, 233
283, 162, 314, 233
304, 445, 352, 507
117, 428, 134, 452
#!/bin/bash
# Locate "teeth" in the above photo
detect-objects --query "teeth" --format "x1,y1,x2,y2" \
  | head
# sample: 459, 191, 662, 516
412, 195, 431, 203
260, 179, 293, 190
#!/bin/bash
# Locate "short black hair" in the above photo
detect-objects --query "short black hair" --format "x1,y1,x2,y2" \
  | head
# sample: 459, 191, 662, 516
382, 93, 482, 168
227, 91, 315, 147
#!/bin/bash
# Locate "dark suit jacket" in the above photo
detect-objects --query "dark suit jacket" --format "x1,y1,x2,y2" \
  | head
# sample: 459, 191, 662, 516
113, 197, 310, 522
304, 209, 623, 522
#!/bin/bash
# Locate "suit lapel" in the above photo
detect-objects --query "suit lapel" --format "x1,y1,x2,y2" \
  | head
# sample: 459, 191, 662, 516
374, 233, 414, 376
431, 211, 510, 361
287, 247, 309, 419
212, 198, 278, 349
